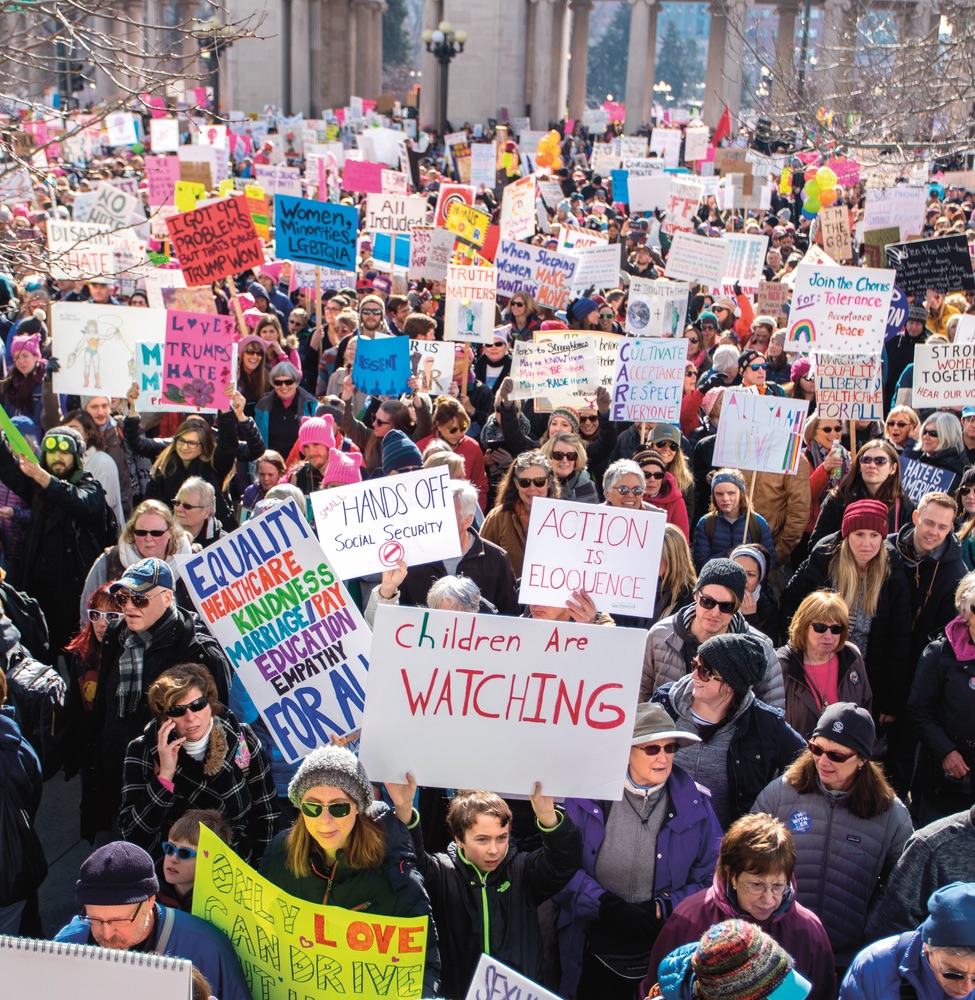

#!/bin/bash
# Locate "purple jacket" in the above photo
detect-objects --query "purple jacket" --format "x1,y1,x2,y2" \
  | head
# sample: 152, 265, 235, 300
644, 874, 836, 1000
552, 765, 722, 998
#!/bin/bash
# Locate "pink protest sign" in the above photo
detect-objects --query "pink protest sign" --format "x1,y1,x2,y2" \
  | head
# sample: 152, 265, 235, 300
162, 310, 236, 411
145, 155, 180, 208
827, 158, 861, 187
342, 159, 384, 194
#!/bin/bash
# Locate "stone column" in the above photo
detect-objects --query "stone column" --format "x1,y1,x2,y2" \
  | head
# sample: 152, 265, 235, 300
819, 0, 856, 102
529, 0, 555, 129
550, 0, 569, 125
419, 0, 441, 130
703, 2, 727, 127
568, 0, 592, 122
771, 4, 797, 113
623, 0, 653, 134
640, 0, 659, 126
122, 0, 146, 99
720, 0, 746, 122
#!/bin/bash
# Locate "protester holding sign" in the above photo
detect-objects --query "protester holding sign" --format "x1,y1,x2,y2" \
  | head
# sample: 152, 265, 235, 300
905, 412, 968, 481
416, 395, 489, 511
254, 360, 318, 457
259, 745, 441, 995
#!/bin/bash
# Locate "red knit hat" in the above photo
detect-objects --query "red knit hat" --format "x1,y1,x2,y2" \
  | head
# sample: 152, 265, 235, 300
841, 499, 888, 538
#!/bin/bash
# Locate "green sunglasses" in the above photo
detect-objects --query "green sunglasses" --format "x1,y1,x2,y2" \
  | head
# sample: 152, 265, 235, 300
301, 801, 353, 819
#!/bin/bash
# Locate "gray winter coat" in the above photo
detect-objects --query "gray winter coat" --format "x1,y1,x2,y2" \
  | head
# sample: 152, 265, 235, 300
641, 605, 786, 709
752, 775, 913, 964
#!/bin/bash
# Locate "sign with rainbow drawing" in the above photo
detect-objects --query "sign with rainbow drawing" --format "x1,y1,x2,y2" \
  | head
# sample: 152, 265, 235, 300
713, 390, 809, 475
786, 263, 893, 355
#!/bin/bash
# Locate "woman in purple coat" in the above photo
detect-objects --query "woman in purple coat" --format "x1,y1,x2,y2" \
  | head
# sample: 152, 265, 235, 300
643, 813, 835, 1000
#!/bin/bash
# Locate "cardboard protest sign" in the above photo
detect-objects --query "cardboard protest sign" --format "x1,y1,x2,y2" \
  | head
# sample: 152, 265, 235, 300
533, 331, 620, 412
465, 955, 560, 1000
434, 183, 475, 227
757, 281, 790, 316
815, 355, 884, 420
363, 194, 427, 234
162, 310, 236, 411
818, 206, 854, 262
444, 263, 497, 344
309, 467, 461, 580
193, 826, 428, 999
145, 155, 180, 208
359, 604, 644, 799
611, 338, 686, 423
625, 277, 688, 338
446, 202, 490, 248
663, 178, 703, 235
46, 221, 114, 280
408, 226, 455, 281
52, 303, 166, 397
409, 338, 454, 395
274, 195, 358, 270
862, 227, 899, 269
499, 175, 537, 241
863, 185, 926, 237
495, 239, 577, 311
910, 341, 975, 406
253, 163, 302, 197
786, 264, 894, 354
713, 391, 808, 474
569, 242, 623, 293
509, 337, 598, 405
519, 495, 665, 618
628, 174, 674, 213
885, 235, 975, 296
723, 234, 768, 286
166, 198, 263, 286
351, 336, 411, 397
537, 179, 565, 209
179, 500, 371, 760
664, 231, 729, 286
899, 457, 957, 506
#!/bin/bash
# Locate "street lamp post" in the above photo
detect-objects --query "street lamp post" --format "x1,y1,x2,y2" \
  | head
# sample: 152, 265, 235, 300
190, 17, 236, 121
421, 21, 467, 135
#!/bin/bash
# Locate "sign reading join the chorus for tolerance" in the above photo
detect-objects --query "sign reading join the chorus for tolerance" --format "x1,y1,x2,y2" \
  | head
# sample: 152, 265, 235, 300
358, 605, 644, 800
177, 500, 371, 763
193, 826, 429, 1000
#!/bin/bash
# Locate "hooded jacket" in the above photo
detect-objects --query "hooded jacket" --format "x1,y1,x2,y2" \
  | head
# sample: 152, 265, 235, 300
840, 930, 948, 1000
0, 706, 43, 906
744, 459, 812, 563
641, 604, 786, 710
650, 472, 691, 541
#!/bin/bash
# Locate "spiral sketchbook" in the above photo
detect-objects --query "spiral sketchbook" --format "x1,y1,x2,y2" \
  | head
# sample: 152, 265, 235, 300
0, 935, 192, 999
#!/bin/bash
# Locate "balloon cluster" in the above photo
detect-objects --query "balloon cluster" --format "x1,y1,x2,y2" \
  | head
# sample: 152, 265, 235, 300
801, 166, 838, 219
535, 130, 563, 172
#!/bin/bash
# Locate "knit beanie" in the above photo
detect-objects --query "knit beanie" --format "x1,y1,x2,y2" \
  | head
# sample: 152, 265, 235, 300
381, 429, 423, 475
790, 357, 812, 383
567, 297, 599, 324
633, 448, 666, 472
548, 407, 581, 435
841, 499, 888, 538
288, 745, 372, 813
697, 633, 768, 695
907, 303, 929, 324
811, 702, 876, 760
691, 920, 797, 1000
322, 448, 364, 487
298, 415, 336, 450
921, 882, 975, 947
738, 349, 764, 370
711, 470, 746, 495
247, 281, 269, 301
698, 310, 719, 328
10, 332, 41, 358
76, 841, 159, 907
697, 557, 747, 602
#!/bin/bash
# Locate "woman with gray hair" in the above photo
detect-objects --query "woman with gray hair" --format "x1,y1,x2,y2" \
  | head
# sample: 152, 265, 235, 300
174, 476, 224, 549
907, 411, 968, 481
364, 570, 490, 627
908, 570, 975, 824
603, 458, 662, 513
254, 360, 317, 457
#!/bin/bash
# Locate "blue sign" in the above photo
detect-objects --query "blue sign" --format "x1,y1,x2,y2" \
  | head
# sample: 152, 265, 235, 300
351, 336, 411, 398
611, 170, 629, 206
885, 284, 908, 341
274, 195, 358, 269
372, 232, 411, 269
899, 457, 957, 506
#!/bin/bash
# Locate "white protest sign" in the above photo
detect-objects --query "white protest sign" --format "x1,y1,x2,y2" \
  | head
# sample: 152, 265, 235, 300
409, 338, 454, 395
589, 142, 619, 174
309, 466, 461, 579
537, 179, 565, 209
533, 331, 621, 412
622, 158, 666, 177
663, 178, 703, 235
47, 221, 114, 280
499, 175, 536, 241
52, 303, 166, 396
611, 338, 686, 423
569, 242, 622, 293
177, 500, 371, 762
105, 111, 138, 146
664, 231, 729, 286
625, 277, 689, 337
818, 205, 854, 262
359, 604, 645, 799
786, 263, 894, 354
814, 355, 883, 421
713, 390, 808, 474
628, 174, 673, 213
465, 956, 560, 1000
519, 497, 666, 619
149, 117, 180, 152
863, 186, 927, 237
509, 338, 598, 404
684, 126, 710, 163
381, 169, 409, 195
364, 194, 427, 234
253, 163, 302, 197
85, 182, 139, 229
142, 266, 186, 309
650, 128, 682, 169
470, 141, 497, 189
494, 240, 577, 312
954, 315, 975, 345
723, 233, 769, 286
910, 342, 975, 407
445, 263, 497, 344
291, 263, 357, 291
409, 226, 455, 281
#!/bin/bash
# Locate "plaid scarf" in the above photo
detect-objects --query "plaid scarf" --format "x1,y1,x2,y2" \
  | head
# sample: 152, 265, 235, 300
116, 606, 175, 717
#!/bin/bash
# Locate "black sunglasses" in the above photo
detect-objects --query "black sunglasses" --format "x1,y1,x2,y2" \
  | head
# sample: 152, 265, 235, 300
273, 378, 296, 387
807, 741, 856, 763
961, 486, 974, 496
636, 742, 679, 756
922, 428, 939, 437
133, 528, 168, 537
551, 450, 577, 462
114, 590, 162, 609
644, 470, 665, 481
300, 801, 353, 819
811, 622, 844, 635
162, 842, 198, 860
859, 455, 889, 466
517, 476, 548, 488
697, 592, 736, 614
654, 440, 678, 451
166, 694, 209, 717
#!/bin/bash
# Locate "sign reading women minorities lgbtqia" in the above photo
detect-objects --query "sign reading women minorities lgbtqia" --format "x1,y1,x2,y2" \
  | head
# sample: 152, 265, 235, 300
178, 500, 371, 763
359, 605, 644, 799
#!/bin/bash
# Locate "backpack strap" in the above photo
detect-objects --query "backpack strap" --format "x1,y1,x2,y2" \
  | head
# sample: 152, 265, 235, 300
153, 904, 176, 954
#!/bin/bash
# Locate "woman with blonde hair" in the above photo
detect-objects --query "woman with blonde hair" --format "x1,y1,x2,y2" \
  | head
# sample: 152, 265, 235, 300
781, 500, 911, 725
260, 745, 439, 994
415, 394, 488, 510
506, 292, 542, 341
655, 524, 697, 624
542, 430, 597, 503
883, 404, 920, 455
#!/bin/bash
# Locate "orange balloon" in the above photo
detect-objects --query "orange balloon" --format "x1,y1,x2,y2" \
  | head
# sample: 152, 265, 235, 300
536, 151, 552, 167
819, 187, 838, 206
552, 156, 563, 170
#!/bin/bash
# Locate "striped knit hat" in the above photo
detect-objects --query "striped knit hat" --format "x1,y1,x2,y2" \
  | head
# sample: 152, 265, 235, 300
691, 921, 797, 1000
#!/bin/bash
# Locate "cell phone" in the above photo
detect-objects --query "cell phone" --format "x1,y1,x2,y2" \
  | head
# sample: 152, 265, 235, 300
167, 726, 180, 743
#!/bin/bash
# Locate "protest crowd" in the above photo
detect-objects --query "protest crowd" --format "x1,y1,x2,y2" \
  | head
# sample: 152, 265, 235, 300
3, 99, 975, 1000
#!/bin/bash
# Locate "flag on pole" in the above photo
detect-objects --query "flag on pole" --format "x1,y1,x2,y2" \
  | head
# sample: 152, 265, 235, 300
712, 104, 731, 147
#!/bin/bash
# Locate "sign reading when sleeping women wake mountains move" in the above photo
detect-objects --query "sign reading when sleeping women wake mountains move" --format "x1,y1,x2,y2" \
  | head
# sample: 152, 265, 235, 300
358, 605, 644, 800
177, 500, 371, 764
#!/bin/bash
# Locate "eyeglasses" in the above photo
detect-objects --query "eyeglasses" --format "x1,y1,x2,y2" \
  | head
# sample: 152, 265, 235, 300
443, 426, 462, 435
800, 374, 814, 382
83, 901, 145, 931
510, 301, 526, 307
811, 622, 844, 635
747, 362, 769, 372
176, 438, 201, 448
360, 308, 383, 316
42, 436, 72, 452
166, 694, 209, 718
613, 485, 645, 496
133, 528, 169, 537
886, 420, 909, 428
579, 415, 599, 424
930, 954, 975, 984
114, 590, 164, 609
88, 609, 124, 624
860, 455, 889, 466
273, 378, 296, 387
697, 592, 737, 614
300, 801, 353, 819
818, 425, 842, 434
922, 428, 939, 437
807, 741, 857, 763
644, 470, 666, 481
636, 742, 679, 756
173, 499, 204, 510
552, 450, 578, 462
693, 659, 724, 682
161, 842, 198, 860
737, 879, 789, 898
517, 476, 548, 488
654, 440, 678, 451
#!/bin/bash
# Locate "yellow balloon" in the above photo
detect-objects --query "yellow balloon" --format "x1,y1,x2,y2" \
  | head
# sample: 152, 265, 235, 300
815, 166, 837, 189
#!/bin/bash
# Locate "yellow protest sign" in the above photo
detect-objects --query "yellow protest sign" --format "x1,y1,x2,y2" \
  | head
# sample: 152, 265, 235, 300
445, 201, 489, 248
175, 180, 206, 213
192, 826, 428, 999
219, 178, 236, 197
244, 184, 266, 200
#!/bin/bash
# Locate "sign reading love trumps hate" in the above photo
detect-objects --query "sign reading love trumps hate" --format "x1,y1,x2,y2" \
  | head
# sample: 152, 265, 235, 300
178, 500, 371, 763
193, 826, 428, 1000
309, 467, 461, 580
166, 198, 264, 286
274, 195, 358, 270
161, 310, 236, 411
358, 605, 644, 799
